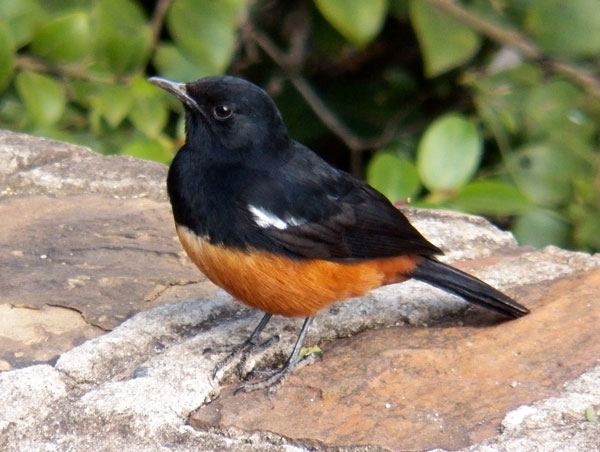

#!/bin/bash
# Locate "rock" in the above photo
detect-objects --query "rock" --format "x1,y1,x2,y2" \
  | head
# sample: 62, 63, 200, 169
0, 303, 99, 366
0, 131, 217, 369
0, 194, 208, 331
1, 130, 599, 451
463, 365, 600, 452
0, 129, 167, 200
0, 365, 67, 433
190, 264, 600, 451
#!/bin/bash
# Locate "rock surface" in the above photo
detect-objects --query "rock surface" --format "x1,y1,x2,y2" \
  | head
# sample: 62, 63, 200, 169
0, 130, 217, 369
0, 129, 167, 199
1, 130, 599, 451
191, 264, 600, 451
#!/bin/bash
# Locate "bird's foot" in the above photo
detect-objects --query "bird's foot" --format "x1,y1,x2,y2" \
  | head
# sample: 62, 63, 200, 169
211, 334, 279, 380
234, 349, 322, 395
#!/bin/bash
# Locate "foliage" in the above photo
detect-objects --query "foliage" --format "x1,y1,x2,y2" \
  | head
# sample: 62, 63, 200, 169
0, 0, 598, 252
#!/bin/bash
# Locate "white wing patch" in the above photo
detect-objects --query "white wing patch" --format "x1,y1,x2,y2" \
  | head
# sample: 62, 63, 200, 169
248, 205, 306, 230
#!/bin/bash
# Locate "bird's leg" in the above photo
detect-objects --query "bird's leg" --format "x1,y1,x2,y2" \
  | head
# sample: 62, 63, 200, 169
235, 316, 318, 394
211, 313, 275, 379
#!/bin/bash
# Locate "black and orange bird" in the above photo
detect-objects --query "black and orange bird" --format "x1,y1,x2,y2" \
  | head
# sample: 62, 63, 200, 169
149, 75, 529, 392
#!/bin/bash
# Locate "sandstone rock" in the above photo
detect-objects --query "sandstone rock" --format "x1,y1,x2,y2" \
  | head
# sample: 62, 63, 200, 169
190, 264, 600, 451
0, 195, 208, 329
0, 129, 167, 200
0, 131, 217, 369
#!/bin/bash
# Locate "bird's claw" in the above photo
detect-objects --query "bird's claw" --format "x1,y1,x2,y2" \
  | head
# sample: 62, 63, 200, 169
233, 349, 322, 395
211, 334, 280, 380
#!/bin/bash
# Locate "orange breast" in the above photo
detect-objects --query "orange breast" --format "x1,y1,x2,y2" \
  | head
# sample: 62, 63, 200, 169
176, 225, 420, 317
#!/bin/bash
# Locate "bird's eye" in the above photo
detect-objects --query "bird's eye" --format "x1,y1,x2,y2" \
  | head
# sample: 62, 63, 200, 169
212, 105, 233, 120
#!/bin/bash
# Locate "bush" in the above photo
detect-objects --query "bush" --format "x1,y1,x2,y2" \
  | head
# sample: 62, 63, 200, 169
0, 0, 598, 252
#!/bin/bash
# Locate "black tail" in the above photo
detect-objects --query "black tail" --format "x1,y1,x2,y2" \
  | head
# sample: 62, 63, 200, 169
412, 257, 529, 318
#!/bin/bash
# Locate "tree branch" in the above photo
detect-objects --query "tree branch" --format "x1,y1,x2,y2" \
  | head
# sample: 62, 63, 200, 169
426, 0, 600, 98
15, 56, 113, 83
245, 26, 402, 176
150, 0, 172, 49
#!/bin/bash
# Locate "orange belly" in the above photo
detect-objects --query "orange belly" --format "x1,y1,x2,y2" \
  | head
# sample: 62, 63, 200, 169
176, 225, 420, 317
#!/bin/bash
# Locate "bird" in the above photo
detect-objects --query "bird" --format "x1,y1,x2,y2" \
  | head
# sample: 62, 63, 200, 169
148, 75, 529, 393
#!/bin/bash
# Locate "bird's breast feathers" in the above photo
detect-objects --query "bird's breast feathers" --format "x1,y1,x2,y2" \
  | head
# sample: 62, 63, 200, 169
175, 223, 418, 316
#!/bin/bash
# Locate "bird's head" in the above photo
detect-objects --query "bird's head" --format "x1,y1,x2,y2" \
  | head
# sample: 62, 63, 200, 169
149, 75, 290, 163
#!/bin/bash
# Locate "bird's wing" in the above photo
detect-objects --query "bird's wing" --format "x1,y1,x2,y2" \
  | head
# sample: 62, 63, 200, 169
240, 148, 442, 261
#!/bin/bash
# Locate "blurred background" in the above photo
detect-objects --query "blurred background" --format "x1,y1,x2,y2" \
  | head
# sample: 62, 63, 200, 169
0, 0, 598, 252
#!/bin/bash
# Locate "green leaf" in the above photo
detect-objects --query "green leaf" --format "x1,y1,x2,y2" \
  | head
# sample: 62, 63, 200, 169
93, 0, 151, 75
314, 0, 388, 47
470, 63, 542, 135
513, 209, 571, 249
0, 22, 16, 92
0, 0, 46, 47
298, 345, 322, 360
40, 0, 95, 16
574, 214, 600, 251
524, 0, 600, 57
417, 114, 482, 193
69, 79, 96, 108
510, 142, 587, 207
111, 28, 151, 75
525, 81, 594, 142
15, 71, 66, 126
367, 152, 420, 202
0, 94, 28, 129
121, 137, 173, 164
130, 98, 167, 138
129, 77, 168, 137
409, 0, 481, 77
451, 181, 532, 216
90, 82, 134, 128
585, 406, 599, 423
166, 0, 246, 75
312, 8, 349, 58
30, 11, 91, 63
94, 0, 146, 36
153, 44, 206, 82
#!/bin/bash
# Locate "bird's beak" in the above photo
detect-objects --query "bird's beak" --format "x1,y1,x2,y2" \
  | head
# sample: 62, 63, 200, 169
148, 76, 199, 111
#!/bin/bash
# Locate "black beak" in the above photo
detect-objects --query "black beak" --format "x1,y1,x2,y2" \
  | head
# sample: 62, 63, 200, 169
148, 77, 199, 111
